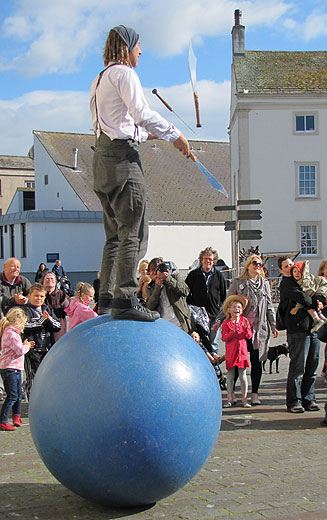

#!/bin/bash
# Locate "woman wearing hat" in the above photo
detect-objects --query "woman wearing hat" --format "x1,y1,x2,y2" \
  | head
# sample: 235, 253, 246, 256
221, 295, 253, 407
226, 255, 278, 405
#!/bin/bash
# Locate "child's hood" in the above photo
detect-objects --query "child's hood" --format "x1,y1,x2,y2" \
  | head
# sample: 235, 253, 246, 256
293, 261, 309, 278
65, 297, 79, 317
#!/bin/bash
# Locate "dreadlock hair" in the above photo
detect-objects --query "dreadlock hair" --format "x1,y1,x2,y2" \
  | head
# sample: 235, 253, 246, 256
103, 29, 131, 67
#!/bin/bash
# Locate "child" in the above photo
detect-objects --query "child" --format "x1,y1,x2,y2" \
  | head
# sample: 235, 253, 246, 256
290, 261, 327, 333
0, 308, 34, 431
189, 305, 227, 391
65, 282, 97, 330
43, 272, 70, 341
221, 294, 253, 408
23, 283, 61, 399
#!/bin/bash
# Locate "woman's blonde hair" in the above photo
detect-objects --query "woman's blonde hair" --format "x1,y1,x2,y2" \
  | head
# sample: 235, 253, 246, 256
103, 30, 131, 67
0, 307, 27, 335
318, 259, 327, 277
76, 282, 94, 301
138, 260, 148, 272
239, 254, 265, 280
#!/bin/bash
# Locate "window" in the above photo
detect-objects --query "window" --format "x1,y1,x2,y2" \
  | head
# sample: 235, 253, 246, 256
294, 113, 317, 134
21, 223, 26, 258
299, 223, 319, 256
10, 224, 15, 257
298, 164, 317, 197
44, 175, 48, 185
25, 180, 35, 189
0, 226, 3, 259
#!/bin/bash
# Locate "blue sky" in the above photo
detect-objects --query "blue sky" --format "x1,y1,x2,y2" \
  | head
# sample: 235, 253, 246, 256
1, 0, 327, 155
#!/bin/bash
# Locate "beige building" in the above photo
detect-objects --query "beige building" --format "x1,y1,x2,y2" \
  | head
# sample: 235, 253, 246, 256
0, 153, 35, 215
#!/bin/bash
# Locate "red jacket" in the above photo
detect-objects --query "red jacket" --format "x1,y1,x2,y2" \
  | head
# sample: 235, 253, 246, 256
222, 316, 252, 370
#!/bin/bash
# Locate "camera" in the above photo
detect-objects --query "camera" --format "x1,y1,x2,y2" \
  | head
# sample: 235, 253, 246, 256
156, 262, 170, 273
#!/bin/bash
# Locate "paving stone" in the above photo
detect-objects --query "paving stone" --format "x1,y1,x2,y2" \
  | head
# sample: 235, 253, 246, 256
0, 333, 327, 519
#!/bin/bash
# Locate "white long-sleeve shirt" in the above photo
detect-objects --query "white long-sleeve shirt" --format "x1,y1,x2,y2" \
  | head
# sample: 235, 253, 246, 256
90, 63, 180, 142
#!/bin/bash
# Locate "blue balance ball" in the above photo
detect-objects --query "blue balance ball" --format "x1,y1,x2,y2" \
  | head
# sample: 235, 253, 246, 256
29, 316, 221, 507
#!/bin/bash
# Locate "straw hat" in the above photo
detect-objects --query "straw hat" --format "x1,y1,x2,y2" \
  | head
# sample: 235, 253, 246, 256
222, 294, 248, 316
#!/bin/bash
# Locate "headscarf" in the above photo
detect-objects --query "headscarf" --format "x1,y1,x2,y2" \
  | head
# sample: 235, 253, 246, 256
112, 25, 139, 52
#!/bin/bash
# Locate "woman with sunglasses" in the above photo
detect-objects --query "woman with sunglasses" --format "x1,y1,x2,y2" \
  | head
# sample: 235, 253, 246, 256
227, 254, 278, 405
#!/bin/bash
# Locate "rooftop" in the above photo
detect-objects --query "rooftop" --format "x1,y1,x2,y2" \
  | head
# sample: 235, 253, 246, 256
33, 131, 231, 223
0, 155, 34, 170
234, 50, 327, 95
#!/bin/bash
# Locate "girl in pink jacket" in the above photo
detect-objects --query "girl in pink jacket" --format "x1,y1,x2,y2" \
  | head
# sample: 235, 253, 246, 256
221, 294, 253, 408
0, 308, 34, 431
66, 282, 97, 330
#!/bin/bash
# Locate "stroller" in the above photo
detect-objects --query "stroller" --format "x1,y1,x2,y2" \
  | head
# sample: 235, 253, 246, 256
189, 305, 227, 391
58, 276, 75, 297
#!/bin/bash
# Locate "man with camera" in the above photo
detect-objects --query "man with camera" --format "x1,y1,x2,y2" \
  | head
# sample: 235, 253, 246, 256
146, 261, 192, 333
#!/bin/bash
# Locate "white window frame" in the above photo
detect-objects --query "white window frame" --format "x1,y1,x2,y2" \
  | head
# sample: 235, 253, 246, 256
293, 112, 318, 135
298, 222, 320, 257
295, 162, 319, 199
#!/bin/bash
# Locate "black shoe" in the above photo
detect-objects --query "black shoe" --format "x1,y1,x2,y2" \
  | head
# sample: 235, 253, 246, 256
320, 418, 327, 426
287, 405, 305, 413
98, 307, 112, 315
111, 304, 160, 322
304, 402, 320, 411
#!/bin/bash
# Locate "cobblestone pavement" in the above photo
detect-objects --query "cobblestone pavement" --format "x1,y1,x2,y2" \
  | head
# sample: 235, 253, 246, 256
1, 331, 327, 520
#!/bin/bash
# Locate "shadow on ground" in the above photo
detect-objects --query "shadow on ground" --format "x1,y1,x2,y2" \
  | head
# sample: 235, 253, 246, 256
0, 483, 155, 520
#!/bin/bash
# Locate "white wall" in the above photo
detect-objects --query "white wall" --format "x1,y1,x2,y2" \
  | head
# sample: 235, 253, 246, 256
231, 93, 327, 273
6, 191, 24, 214
34, 136, 86, 211
2, 219, 232, 275
146, 224, 232, 269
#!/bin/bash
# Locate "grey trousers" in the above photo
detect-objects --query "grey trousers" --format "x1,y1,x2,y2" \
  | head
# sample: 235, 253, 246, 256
93, 132, 148, 308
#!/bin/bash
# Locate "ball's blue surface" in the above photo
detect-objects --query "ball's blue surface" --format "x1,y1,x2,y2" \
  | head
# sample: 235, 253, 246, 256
29, 316, 221, 507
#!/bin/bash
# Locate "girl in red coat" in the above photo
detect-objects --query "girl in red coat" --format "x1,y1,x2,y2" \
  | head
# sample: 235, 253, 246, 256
222, 294, 253, 408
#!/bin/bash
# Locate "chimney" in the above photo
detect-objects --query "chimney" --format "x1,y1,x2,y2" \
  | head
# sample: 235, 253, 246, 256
232, 9, 245, 57
73, 147, 78, 170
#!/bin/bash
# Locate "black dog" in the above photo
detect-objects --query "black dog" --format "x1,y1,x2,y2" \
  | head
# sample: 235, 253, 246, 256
263, 344, 289, 374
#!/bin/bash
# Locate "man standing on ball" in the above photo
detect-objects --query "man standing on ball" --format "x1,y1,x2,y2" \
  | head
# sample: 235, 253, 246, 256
90, 25, 190, 322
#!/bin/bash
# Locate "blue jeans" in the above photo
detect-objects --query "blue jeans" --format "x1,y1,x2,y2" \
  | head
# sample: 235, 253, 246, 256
209, 320, 220, 355
0, 369, 22, 423
286, 332, 320, 409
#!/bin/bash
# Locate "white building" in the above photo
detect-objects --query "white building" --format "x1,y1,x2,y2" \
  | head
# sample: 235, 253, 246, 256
230, 10, 327, 273
0, 131, 231, 283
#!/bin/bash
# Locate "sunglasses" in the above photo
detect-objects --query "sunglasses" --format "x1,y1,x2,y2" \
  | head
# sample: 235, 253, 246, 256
251, 261, 263, 267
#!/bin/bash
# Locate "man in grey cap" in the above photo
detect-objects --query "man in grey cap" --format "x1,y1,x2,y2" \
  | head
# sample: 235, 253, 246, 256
90, 25, 190, 321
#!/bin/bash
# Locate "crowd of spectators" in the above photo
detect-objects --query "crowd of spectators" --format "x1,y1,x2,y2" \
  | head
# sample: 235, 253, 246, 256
1, 250, 327, 430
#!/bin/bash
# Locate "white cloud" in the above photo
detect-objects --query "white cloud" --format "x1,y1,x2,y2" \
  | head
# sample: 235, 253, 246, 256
145, 80, 231, 141
283, 5, 327, 42
0, 90, 92, 155
0, 0, 292, 76
0, 78, 230, 155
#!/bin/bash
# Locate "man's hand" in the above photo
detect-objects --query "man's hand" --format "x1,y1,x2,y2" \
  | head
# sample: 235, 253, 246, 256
290, 307, 298, 315
42, 311, 50, 320
173, 133, 190, 157
14, 292, 28, 305
273, 330, 279, 338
